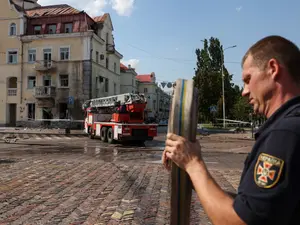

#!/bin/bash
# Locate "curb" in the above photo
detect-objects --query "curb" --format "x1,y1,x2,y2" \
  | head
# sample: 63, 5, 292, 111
0, 131, 88, 136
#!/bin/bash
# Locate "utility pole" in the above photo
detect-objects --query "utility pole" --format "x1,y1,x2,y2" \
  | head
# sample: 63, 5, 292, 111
220, 45, 236, 128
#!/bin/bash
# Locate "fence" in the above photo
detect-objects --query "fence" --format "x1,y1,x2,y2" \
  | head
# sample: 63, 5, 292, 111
15, 119, 169, 133
16, 119, 84, 130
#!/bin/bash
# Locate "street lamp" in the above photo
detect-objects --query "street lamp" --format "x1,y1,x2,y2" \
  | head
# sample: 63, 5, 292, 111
200, 40, 237, 128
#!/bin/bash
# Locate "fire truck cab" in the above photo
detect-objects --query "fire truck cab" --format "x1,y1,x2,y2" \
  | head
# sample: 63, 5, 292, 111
82, 93, 157, 144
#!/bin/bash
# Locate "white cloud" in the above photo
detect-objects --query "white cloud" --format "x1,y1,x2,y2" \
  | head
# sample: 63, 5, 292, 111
236, 6, 242, 12
38, 0, 135, 17
121, 59, 140, 70
109, 0, 135, 16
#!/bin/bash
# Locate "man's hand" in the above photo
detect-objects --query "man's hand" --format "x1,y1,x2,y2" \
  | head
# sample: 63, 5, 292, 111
162, 133, 202, 173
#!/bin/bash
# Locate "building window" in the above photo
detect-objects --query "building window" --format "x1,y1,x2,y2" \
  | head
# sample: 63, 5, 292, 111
27, 76, 36, 89
48, 24, 56, 34
7, 51, 18, 64
27, 103, 35, 120
59, 74, 69, 87
64, 23, 73, 33
7, 77, 17, 96
43, 75, 51, 86
9, 23, 16, 36
60, 47, 69, 60
114, 62, 116, 73
96, 51, 99, 63
28, 49, 36, 63
105, 78, 109, 92
114, 82, 117, 95
106, 57, 109, 69
34, 25, 41, 35
144, 88, 148, 93
43, 48, 52, 62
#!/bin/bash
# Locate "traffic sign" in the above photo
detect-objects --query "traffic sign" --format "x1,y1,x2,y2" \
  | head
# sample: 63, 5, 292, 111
209, 105, 217, 113
68, 96, 74, 105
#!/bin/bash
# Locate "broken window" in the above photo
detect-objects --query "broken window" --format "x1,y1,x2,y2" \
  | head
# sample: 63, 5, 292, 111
48, 24, 56, 34
34, 25, 41, 35
64, 23, 73, 33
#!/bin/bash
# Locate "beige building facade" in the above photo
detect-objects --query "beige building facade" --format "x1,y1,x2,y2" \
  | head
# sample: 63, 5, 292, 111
0, 1, 123, 127
136, 73, 171, 121
120, 63, 138, 94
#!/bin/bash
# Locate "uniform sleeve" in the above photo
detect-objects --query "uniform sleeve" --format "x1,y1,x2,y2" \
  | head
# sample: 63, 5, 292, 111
233, 130, 300, 225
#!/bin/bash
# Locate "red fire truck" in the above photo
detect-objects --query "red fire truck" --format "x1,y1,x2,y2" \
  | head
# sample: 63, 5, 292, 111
82, 93, 158, 144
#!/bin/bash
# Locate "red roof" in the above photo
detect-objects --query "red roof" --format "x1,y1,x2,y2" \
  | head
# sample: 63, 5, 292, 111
26, 4, 81, 17
120, 63, 128, 70
93, 13, 108, 23
136, 74, 153, 83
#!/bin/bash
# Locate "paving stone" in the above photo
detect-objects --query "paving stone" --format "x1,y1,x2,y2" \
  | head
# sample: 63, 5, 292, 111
0, 150, 245, 224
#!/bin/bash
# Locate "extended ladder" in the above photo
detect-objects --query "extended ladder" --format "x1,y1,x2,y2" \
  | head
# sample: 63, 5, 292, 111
88, 93, 146, 108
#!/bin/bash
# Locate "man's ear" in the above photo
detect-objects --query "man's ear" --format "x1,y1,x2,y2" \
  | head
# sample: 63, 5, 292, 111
267, 58, 280, 81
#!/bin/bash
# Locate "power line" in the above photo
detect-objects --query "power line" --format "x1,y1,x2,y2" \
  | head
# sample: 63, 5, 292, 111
127, 43, 241, 65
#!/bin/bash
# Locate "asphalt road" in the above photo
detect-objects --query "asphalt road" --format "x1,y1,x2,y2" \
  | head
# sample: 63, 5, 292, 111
0, 134, 248, 224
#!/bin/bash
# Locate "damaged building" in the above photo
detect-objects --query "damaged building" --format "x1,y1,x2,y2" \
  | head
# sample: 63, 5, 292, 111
0, 0, 123, 128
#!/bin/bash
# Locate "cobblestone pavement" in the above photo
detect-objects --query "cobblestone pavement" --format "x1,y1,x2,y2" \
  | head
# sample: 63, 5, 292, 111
0, 135, 253, 225
0, 135, 248, 225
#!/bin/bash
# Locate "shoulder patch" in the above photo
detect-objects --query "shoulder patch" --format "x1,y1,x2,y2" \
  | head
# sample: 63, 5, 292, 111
254, 153, 284, 188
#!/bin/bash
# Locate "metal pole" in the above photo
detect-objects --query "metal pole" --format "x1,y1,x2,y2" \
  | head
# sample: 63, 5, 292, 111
221, 51, 225, 128
220, 45, 237, 128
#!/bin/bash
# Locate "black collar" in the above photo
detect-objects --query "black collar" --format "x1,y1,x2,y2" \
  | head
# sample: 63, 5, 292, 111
255, 96, 300, 139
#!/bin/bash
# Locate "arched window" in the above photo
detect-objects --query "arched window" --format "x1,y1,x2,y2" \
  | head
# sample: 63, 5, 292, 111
10, 23, 16, 36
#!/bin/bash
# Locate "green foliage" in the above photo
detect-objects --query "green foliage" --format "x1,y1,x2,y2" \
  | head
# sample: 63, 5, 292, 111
193, 37, 251, 123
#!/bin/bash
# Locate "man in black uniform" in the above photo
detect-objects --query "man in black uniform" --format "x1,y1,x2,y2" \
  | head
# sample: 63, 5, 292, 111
162, 35, 300, 225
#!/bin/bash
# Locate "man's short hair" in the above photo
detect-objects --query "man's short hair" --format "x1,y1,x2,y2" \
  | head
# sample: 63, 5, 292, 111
242, 35, 300, 83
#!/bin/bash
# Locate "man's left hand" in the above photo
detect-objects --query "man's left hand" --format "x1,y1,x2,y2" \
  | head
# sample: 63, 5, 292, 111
162, 133, 202, 173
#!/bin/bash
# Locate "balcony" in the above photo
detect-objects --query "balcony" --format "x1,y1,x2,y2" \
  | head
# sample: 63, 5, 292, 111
106, 44, 115, 54
7, 88, 17, 96
34, 60, 56, 71
34, 86, 56, 98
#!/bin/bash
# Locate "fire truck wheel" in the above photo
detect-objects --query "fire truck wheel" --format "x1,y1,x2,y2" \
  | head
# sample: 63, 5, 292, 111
101, 127, 108, 142
107, 127, 115, 144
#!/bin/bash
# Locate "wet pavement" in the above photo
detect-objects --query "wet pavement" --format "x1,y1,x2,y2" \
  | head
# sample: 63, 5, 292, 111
0, 134, 249, 224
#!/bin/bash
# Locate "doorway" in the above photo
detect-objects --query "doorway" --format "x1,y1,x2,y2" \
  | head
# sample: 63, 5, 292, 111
8, 104, 16, 126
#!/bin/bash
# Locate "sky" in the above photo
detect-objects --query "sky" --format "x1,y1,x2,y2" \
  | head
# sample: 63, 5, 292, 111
38, 0, 300, 89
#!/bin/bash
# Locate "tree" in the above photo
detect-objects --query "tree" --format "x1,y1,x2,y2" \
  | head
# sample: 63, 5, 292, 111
232, 95, 252, 121
193, 37, 238, 123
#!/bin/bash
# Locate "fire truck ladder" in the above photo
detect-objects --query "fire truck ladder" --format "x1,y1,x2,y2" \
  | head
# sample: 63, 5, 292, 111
88, 93, 146, 108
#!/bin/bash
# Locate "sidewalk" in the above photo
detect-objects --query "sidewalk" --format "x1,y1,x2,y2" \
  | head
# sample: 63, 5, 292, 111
0, 127, 85, 135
